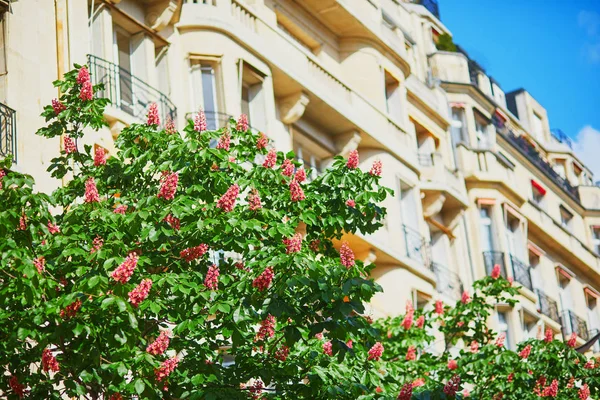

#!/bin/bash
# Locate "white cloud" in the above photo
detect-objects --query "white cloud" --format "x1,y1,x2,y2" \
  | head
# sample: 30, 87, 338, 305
573, 125, 600, 181
578, 10, 600, 64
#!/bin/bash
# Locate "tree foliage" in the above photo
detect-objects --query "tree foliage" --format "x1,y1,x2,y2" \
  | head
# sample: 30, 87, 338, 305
0, 66, 598, 399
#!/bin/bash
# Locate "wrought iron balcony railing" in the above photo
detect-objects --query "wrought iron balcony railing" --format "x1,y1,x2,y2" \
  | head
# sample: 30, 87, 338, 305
482, 251, 506, 278
509, 255, 533, 291
87, 54, 177, 124
494, 121, 580, 203
432, 262, 463, 300
412, 0, 440, 19
551, 129, 573, 149
0, 102, 16, 161
561, 310, 589, 341
185, 111, 233, 131
402, 224, 432, 270
536, 289, 560, 323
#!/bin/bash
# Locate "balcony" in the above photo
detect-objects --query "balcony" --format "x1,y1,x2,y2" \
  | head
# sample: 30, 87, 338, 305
431, 262, 463, 300
495, 123, 580, 203
428, 51, 471, 84
536, 289, 560, 323
561, 310, 589, 341
0, 102, 16, 161
482, 251, 506, 278
402, 224, 432, 270
509, 255, 533, 291
87, 55, 177, 124
419, 152, 468, 208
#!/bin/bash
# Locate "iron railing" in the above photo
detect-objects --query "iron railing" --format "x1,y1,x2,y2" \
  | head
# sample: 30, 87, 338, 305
494, 122, 580, 203
561, 310, 589, 341
509, 255, 533, 291
536, 289, 560, 323
402, 224, 432, 270
482, 251, 506, 278
551, 129, 573, 149
87, 54, 177, 124
412, 0, 440, 19
432, 262, 463, 300
185, 111, 233, 131
417, 152, 434, 167
0, 102, 16, 161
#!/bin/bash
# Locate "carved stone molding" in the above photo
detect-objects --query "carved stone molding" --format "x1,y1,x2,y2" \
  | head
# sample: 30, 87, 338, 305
279, 92, 310, 125
336, 130, 362, 157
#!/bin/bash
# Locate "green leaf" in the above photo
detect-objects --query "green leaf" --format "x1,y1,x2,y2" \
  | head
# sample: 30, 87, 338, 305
128, 311, 138, 329
135, 378, 145, 395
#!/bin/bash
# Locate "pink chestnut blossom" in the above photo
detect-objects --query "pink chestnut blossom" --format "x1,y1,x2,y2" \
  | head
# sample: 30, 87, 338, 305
263, 149, 277, 168
369, 160, 382, 176
281, 159, 294, 177
155, 356, 178, 382
289, 179, 305, 202
346, 150, 359, 169
194, 109, 207, 132
339, 242, 355, 268
236, 114, 249, 131
52, 99, 66, 115
284, 233, 302, 254
63, 136, 77, 154
180, 244, 209, 262
157, 172, 178, 201
204, 264, 220, 290
147, 330, 171, 355
84, 177, 100, 203
252, 267, 274, 292
42, 348, 59, 372
217, 184, 239, 212
322, 341, 333, 356
248, 189, 262, 211
256, 314, 276, 341
94, 147, 107, 166
367, 342, 384, 361
128, 279, 152, 307
111, 252, 138, 283
146, 103, 160, 126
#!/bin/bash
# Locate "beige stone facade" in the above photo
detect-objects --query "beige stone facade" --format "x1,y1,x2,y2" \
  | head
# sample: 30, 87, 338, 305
1, 0, 599, 353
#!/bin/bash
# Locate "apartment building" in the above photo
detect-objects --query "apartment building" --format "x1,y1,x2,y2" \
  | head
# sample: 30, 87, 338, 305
0, 0, 598, 353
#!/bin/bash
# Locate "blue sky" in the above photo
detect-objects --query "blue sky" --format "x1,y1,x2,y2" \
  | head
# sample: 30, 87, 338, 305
440, 1, 600, 141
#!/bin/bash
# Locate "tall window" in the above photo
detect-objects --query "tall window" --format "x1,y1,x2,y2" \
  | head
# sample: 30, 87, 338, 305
384, 70, 402, 118
474, 114, 490, 149
400, 181, 419, 231
559, 206, 573, 231
522, 313, 539, 341
532, 113, 544, 141
479, 206, 495, 252
557, 272, 573, 312
450, 107, 466, 166
190, 60, 220, 129
528, 250, 542, 290
553, 159, 567, 179
505, 212, 525, 260
587, 294, 600, 352
241, 63, 267, 132
292, 126, 331, 181
115, 28, 133, 113
531, 180, 546, 207
592, 227, 600, 255
497, 310, 514, 350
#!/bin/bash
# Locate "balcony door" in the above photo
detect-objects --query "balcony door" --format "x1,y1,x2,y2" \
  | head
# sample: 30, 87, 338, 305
114, 29, 134, 114
190, 61, 220, 130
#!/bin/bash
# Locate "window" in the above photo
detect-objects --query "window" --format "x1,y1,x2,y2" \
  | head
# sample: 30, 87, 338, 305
522, 312, 539, 341
532, 113, 544, 141
155, 49, 170, 97
557, 270, 573, 311
400, 181, 419, 231
114, 28, 134, 113
592, 227, 600, 255
585, 291, 600, 352
0, 12, 7, 76
531, 180, 546, 207
292, 126, 331, 181
190, 59, 221, 129
241, 63, 267, 132
505, 211, 525, 260
497, 310, 514, 350
413, 290, 431, 311
528, 250, 542, 290
384, 70, 402, 118
479, 206, 495, 252
559, 206, 573, 231
553, 159, 567, 179
474, 114, 490, 149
